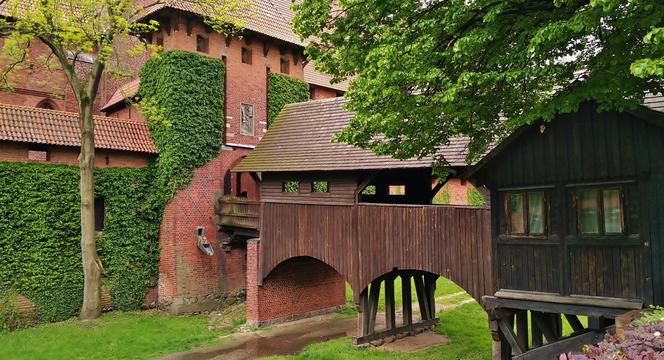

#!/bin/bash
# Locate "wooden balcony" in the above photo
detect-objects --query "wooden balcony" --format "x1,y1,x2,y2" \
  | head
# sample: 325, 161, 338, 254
218, 196, 260, 233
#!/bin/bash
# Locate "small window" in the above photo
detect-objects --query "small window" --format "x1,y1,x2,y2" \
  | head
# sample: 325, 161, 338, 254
362, 185, 376, 195
156, 35, 164, 47
36, 99, 57, 110
388, 185, 406, 196
280, 57, 290, 74
28, 147, 49, 162
312, 181, 329, 193
282, 181, 299, 193
94, 197, 105, 232
242, 47, 252, 64
577, 188, 623, 235
505, 191, 546, 235
196, 34, 209, 53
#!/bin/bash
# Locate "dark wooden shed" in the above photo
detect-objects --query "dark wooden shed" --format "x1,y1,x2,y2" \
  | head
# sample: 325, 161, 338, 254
466, 100, 664, 359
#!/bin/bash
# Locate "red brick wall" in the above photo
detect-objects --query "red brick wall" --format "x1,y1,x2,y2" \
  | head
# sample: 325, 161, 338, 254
0, 141, 151, 168
158, 146, 259, 309
246, 240, 346, 325
432, 178, 478, 205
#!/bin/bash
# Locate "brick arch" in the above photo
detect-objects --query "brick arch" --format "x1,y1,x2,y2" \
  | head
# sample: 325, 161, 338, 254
248, 254, 346, 326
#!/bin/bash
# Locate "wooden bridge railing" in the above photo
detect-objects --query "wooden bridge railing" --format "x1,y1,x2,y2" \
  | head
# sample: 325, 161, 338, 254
258, 202, 493, 303
218, 196, 260, 230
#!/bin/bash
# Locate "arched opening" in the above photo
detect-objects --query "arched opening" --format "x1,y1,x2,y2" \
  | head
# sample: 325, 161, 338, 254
353, 269, 475, 345
250, 256, 347, 326
36, 99, 58, 110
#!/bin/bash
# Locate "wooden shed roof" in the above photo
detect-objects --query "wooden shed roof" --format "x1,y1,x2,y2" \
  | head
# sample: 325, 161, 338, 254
233, 98, 470, 172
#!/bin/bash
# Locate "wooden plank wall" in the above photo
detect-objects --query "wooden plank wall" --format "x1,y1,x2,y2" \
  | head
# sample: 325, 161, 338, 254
474, 104, 664, 305
259, 202, 493, 303
261, 172, 358, 205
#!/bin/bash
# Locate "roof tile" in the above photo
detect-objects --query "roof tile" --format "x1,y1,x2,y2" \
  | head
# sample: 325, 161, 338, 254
0, 103, 156, 153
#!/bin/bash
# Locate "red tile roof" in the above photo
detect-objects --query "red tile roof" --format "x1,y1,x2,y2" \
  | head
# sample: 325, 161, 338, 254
100, 79, 140, 111
234, 98, 470, 173
0, 103, 156, 153
142, 0, 302, 46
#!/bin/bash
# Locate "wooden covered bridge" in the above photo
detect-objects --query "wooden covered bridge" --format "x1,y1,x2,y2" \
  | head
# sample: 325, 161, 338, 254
229, 98, 493, 344
222, 96, 664, 358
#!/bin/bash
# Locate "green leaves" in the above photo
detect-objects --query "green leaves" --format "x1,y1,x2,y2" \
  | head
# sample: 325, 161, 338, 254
0, 163, 159, 323
293, 0, 664, 164
268, 73, 310, 126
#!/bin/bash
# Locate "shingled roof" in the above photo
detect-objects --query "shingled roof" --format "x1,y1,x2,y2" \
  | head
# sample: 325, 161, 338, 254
233, 98, 469, 173
100, 79, 140, 112
142, 0, 302, 46
0, 104, 156, 153
304, 63, 350, 92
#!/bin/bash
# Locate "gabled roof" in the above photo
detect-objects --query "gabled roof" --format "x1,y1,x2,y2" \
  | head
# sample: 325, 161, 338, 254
463, 95, 664, 179
142, 0, 302, 46
100, 79, 140, 112
233, 98, 470, 173
0, 104, 156, 153
304, 63, 349, 92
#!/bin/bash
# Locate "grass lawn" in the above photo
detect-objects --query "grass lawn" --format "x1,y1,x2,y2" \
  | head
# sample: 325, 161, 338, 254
0, 310, 228, 360
268, 301, 492, 360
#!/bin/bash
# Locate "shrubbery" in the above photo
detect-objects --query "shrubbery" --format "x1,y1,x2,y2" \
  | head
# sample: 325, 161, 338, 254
267, 73, 310, 125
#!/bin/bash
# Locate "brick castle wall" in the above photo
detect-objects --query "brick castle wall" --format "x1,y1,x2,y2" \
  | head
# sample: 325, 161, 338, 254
246, 240, 346, 326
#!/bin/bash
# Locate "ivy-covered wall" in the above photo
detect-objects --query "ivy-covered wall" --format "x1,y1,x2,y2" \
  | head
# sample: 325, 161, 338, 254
267, 73, 310, 125
0, 50, 227, 325
0, 163, 159, 322
138, 50, 225, 200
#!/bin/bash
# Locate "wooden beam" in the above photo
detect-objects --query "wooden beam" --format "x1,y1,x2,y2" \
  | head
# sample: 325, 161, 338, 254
368, 280, 381, 335
493, 290, 642, 310
353, 318, 438, 346
414, 275, 430, 320
359, 288, 370, 336
498, 316, 523, 356
483, 296, 631, 318
531, 312, 543, 348
515, 310, 529, 352
402, 274, 412, 326
385, 275, 396, 330
531, 311, 558, 343
514, 329, 606, 360
564, 314, 585, 334
425, 274, 438, 318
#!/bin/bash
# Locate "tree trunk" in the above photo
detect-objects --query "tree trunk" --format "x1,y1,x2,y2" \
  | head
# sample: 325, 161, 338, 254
78, 101, 102, 320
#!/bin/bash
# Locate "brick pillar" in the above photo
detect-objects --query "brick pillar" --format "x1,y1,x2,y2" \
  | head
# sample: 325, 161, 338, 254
246, 238, 260, 325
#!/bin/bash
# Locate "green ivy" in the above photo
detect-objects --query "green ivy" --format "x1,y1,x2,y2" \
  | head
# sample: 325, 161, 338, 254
268, 73, 310, 125
0, 163, 159, 322
138, 50, 225, 200
467, 187, 486, 207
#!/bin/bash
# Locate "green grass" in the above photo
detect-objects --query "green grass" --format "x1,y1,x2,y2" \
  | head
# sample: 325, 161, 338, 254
0, 311, 222, 360
268, 301, 492, 360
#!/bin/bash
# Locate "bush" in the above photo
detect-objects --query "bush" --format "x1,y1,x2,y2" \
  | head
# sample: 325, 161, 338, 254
467, 187, 486, 206
567, 318, 664, 359
0, 291, 19, 332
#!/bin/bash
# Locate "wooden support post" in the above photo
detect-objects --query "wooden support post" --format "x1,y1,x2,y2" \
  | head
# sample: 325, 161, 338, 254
368, 279, 381, 335
552, 313, 563, 339
564, 314, 585, 334
385, 275, 396, 330
359, 288, 370, 337
532, 311, 558, 343
497, 312, 523, 356
531, 311, 543, 348
515, 310, 529, 352
424, 274, 438, 318
414, 275, 430, 320
402, 273, 412, 326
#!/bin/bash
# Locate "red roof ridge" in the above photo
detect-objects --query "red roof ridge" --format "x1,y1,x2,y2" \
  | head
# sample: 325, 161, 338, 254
0, 102, 146, 125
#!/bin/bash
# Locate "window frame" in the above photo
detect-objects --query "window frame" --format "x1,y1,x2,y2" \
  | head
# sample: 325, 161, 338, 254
503, 190, 548, 237
196, 34, 209, 53
575, 186, 625, 237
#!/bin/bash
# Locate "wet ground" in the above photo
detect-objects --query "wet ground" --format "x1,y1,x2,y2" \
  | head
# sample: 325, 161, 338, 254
158, 315, 356, 360
158, 292, 472, 360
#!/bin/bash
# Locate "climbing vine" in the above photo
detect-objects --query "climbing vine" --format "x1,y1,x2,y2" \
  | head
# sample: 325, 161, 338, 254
268, 72, 310, 125
138, 50, 226, 200
0, 163, 159, 323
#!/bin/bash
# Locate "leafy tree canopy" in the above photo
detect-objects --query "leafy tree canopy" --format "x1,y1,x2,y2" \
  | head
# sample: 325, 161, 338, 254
293, 0, 664, 165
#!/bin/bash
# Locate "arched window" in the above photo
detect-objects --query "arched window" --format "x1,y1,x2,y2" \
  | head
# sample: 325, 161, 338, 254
36, 99, 57, 110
